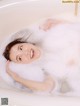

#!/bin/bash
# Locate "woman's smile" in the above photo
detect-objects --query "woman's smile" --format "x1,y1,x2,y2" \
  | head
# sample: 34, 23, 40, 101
30, 49, 34, 59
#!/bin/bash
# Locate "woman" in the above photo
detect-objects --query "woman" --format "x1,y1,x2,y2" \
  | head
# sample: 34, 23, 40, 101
3, 19, 80, 95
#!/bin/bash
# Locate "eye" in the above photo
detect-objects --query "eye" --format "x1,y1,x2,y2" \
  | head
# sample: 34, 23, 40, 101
19, 45, 23, 50
19, 57, 22, 61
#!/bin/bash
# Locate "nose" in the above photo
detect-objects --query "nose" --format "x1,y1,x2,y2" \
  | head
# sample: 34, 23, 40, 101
21, 49, 30, 57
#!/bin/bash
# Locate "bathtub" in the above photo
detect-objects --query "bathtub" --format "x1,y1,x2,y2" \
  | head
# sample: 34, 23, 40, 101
0, 0, 80, 106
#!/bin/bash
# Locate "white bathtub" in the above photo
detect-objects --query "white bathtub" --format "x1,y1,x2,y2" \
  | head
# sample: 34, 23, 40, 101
0, 0, 80, 106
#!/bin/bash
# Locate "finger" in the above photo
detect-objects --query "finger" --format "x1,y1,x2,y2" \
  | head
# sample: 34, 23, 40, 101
6, 60, 10, 65
6, 70, 12, 76
6, 60, 11, 70
6, 69, 14, 77
6, 60, 10, 68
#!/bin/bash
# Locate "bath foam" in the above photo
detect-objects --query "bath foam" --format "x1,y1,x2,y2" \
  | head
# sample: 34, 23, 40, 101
29, 22, 80, 96
40, 23, 80, 96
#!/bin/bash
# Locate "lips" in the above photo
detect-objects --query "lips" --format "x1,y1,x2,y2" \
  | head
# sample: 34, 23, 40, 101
30, 49, 34, 59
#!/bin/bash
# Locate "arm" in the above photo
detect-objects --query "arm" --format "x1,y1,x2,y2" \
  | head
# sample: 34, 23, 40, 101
6, 61, 55, 92
16, 75, 55, 91
27, 19, 69, 43
39, 18, 69, 31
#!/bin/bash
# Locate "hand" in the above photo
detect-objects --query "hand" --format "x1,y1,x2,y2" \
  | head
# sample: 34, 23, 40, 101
43, 73, 55, 92
39, 18, 68, 31
6, 61, 20, 82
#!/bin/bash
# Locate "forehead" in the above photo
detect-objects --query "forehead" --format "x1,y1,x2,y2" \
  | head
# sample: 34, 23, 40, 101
9, 43, 21, 62
11, 43, 20, 51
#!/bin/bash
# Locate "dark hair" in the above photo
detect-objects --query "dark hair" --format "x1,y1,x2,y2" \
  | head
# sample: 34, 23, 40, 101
3, 38, 26, 61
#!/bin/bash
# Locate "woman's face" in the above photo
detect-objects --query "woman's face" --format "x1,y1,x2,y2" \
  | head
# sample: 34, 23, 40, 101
9, 43, 41, 64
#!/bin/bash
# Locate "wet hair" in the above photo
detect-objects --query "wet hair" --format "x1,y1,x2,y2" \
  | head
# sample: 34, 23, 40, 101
3, 38, 26, 61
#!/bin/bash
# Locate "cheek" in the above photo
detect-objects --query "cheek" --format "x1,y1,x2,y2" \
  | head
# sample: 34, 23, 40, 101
24, 46, 28, 50
9, 54, 16, 62
22, 56, 30, 63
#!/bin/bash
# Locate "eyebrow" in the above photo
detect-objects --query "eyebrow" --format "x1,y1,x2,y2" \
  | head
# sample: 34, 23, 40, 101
18, 45, 20, 50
